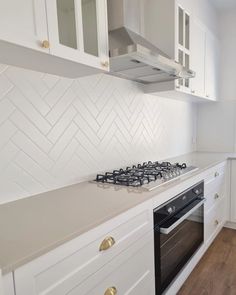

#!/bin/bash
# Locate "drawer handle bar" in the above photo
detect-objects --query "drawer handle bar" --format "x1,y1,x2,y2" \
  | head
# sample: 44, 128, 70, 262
214, 193, 220, 200
99, 236, 115, 251
104, 287, 117, 295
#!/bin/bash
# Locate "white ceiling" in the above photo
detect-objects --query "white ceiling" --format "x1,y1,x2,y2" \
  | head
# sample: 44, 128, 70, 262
210, 0, 236, 10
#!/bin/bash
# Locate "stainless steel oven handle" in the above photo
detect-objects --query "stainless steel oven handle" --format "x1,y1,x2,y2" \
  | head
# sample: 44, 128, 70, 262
160, 198, 206, 235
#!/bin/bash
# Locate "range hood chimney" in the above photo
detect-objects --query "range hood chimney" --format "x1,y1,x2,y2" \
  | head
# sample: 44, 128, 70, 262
107, 0, 195, 84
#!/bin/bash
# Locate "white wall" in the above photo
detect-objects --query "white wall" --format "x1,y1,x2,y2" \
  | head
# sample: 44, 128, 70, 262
0, 64, 197, 204
197, 9, 236, 152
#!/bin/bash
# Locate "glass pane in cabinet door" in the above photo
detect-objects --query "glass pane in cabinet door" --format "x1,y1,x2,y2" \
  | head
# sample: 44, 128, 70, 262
185, 13, 190, 50
57, 0, 78, 49
178, 50, 184, 86
178, 7, 184, 46
185, 54, 190, 87
82, 0, 99, 56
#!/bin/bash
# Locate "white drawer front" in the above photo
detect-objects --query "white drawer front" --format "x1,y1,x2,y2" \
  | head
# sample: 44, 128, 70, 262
67, 232, 154, 295
204, 198, 226, 243
15, 206, 153, 295
204, 174, 225, 212
204, 163, 226, 186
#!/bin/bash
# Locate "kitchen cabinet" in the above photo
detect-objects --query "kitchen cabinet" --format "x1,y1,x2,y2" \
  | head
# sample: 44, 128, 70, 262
13, 201, 154, 295
230, 160, 236, 223
0, 0, 109, 78
204, 163, 227, 246
143, 1, 194, 100
1, 272, 15, 295
205, 31, 219, 101
0, 0, 48, 53
143, 0, 219, 103
190, 18, 205, 98
46, 0, 109, 70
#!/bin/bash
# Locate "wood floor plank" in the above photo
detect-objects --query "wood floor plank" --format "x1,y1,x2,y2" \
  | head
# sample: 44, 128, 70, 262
178, 228, 236, 295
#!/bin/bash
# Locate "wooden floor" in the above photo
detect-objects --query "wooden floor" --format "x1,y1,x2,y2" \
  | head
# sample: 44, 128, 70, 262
178, 228, 236, 295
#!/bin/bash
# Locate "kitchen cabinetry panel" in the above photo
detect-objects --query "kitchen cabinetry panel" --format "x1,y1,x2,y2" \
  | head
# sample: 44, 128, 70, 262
67, 232, 154, 295
230, 160, 236, 223
0, 0, 48, 52
205, 31, 219, 101
144, 0, 219, 102
46, 0, 109, 71
2, 272, 15, 295
14, 202, 153, 295
190, 18, 205, 97
204, 198, 226, 245
0, 0, 109, 78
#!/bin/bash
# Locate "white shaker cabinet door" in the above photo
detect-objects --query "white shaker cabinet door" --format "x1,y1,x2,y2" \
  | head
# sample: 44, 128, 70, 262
0, 0, 49, 52
230, 160, 236, 223
190, 18, 206, 97
46, 0, 109, 71
205, 31, 219, 101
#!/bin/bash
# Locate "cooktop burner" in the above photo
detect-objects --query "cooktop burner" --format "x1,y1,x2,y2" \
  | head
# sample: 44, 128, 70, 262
95, 161, 198, 191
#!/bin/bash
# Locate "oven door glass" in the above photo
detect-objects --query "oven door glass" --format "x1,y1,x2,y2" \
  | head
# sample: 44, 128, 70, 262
155, 200, 204, 294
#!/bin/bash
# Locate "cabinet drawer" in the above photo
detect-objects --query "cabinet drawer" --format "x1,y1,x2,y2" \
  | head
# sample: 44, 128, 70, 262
67, 232, 154, 295
204, 198, 226, 243
15, 206, 153, 295
204, 175, 225, 212
204, 163, 226, 186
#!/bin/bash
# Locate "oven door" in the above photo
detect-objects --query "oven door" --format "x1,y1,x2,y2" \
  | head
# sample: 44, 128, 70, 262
154, 198, 205, 294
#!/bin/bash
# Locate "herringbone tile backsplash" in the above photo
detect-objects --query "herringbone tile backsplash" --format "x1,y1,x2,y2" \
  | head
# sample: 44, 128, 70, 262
0, 64, 197, 204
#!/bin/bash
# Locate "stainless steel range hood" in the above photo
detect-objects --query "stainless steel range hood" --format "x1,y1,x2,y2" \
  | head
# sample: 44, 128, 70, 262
108, 2, 195, 84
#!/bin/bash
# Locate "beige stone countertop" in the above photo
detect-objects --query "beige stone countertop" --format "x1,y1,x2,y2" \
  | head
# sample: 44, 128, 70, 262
0, 151, 234, 275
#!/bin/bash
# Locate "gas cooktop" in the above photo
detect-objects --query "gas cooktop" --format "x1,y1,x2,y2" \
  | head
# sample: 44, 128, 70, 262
95, 161, 198, 191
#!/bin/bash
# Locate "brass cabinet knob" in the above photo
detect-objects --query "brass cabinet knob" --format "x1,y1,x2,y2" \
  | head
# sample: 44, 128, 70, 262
214, 193, 219, 200
99, 236, 115, 251
215, 220, 219, 226
42, 40, 50, 49
101, 61, 109, 68
104, 287, 117, 295
215, 172, 219, 177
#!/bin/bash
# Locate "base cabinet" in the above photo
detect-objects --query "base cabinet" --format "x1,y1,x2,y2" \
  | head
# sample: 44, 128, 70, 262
66, 233, 154, 295
14, 232, 154, 295
13, 202, 154, 295
230, 160, 236, 222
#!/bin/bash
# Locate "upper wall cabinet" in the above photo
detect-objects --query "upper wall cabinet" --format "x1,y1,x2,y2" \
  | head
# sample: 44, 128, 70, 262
143, 0, 219, 103
205, 31, 219, 101
0, 0, 49, 52
0, 0, 109, 78
46, 0, 109, 70
190, 18, 205, 98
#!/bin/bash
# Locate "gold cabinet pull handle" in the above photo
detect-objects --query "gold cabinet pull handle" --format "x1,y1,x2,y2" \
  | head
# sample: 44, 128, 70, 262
42, 40, 50, 49
214, 193, 219, 200
215, 172, 219, 177
99, 236, 115, 251
101, 61, 109, 68
215, 220, 219, 226
104, 287, 117, 295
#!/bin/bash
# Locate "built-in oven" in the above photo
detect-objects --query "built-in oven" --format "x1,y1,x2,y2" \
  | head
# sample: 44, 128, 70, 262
153, 181, 205, 295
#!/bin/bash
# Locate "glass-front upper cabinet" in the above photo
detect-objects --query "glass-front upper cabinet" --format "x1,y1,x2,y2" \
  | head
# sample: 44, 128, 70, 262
46, 0, 109, 71
176, 6, 190, 90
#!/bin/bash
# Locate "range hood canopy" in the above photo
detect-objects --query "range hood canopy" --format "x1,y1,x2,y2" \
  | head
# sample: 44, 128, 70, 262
108, 3, 195, 84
